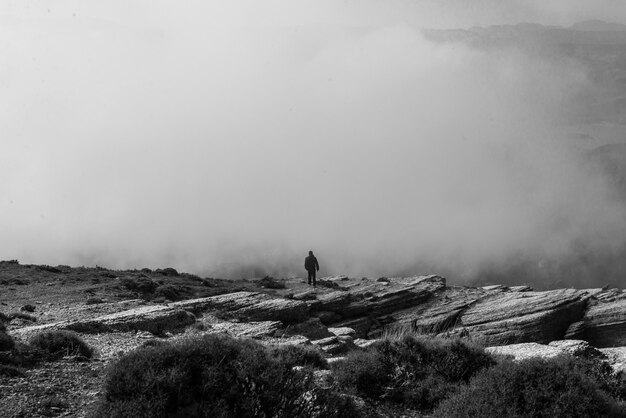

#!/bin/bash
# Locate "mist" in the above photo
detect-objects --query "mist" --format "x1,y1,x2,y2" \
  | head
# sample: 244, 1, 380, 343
2, 1, 626, 287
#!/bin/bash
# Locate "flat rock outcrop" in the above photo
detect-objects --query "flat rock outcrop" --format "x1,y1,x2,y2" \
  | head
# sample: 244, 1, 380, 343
565, 296, 626, 347
486, 342, 565, 361
175, 291, 309, 323
314, 275, 447, 337
7, 269, 626, 361
14, 304, 196, 336
454, 289, 590, 346
14, 291, 309, 338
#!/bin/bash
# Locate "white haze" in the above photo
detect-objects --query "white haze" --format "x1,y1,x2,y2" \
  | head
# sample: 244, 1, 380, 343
2, 1, 626, 286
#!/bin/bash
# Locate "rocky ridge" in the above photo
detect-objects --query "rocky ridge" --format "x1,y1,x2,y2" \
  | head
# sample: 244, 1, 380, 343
8, 272, 625, 356
2, 262, 626, 416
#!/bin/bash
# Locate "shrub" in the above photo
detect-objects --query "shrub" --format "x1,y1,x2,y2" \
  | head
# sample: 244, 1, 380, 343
566, 356, 626, 403
0, 364, 25, 377
20, 304, 36, 312
333, 349, 389, 400
269, 344, 328, 369
156, 267, 179, 276
154, 284, 183, 301
433, 356, 625, 417
9, 312, 37, 322
0, 341, 46, 367
0, 331, 15, 351
332, 334, 494, 412
258, 276, 286, 289
86, 297, 105, 305
29, 330, 93, 358
39, 396, 69, 415
93, 334, 349, 418
120, 276, 158, 294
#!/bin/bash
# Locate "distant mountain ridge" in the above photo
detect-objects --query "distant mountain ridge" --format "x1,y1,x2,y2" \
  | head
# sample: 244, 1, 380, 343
422, 20, 626, 126
570, 19, 626, 32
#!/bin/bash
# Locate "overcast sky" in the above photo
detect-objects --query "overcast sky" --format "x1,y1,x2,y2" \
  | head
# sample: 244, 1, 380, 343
2, 1, 626, 283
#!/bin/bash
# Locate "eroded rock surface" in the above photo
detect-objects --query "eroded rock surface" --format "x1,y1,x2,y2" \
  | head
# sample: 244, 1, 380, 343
456, 289, 590, 345
566, 295, 626, 347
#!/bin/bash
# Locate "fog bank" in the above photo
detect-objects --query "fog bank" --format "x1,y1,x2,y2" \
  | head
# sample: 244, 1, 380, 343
2, 2, 626, 287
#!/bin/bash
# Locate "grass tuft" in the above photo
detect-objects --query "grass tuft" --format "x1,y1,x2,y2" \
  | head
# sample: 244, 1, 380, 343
29, 330, 93, 359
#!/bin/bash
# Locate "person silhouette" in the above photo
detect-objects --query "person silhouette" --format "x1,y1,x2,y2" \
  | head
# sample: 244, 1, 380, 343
304, 251, 320, 286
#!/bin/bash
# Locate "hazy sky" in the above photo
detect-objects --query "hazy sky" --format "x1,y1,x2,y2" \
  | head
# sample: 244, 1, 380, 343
2, 1, 626, 283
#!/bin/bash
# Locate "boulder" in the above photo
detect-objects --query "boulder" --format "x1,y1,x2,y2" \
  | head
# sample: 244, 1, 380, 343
328, 327, 356, 337
292, 290, 317, 301
486, 342, 565, 361
458, 289, 589, 346
312, 275, 446, 336
207, 320, 282, 339
173, 291, 309, 324
312, 335, 356, 355
354, 338, 378, 349
313, 291, 352, 312
548, 339, 606, 359
599, 347, 626, 374
509, 286, 533, 292
279, 318, 333, 340
317, 276, 352, 290
14, 304, 196, 336
565, 297, 626, 347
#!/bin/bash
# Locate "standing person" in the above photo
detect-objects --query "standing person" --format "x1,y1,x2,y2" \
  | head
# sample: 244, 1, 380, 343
304, 251, 320, 286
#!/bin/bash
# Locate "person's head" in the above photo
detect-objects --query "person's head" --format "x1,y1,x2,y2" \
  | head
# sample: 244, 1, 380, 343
308, 250, 313, 256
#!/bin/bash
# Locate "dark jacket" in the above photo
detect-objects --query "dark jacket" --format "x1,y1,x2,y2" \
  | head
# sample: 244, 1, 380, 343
304, 255, 319, 272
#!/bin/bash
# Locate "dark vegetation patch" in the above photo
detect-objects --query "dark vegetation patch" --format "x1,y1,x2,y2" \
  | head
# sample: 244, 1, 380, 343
433, 356, 626, 417
0, 278, 29, 285
39, 265, 62, 274
258, 276, 286, 289
155, 267, 179, 276
93, 334, 359, 418
0, 363, 25, 377
0, 338, 47, 368
153, 284, 183, 301
120, 276, 158, 294
85, 297, 105, 305
20, 304, 36, 312
39, 396, 70, 416
8, 312, 37, 322
332, 335, 495, 413
29, 330, 93, 359
0, 331, 15, 351
268, 344, 328, 369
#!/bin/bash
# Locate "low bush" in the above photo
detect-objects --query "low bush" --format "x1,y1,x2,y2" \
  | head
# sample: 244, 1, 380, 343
332, 334, 494, 412
0, 341, 46, 367
9, 312, 37, 322
269, 344, 328, 369
29, 330, 93, 359
120, 276, 158, 294
0, 331, 15, 351
433, 356, 625, 417
258, 276, 286, 289
20, 304, 36, 312
86, 297, 105, 305
156, 267, 179, 276
0, 364, 25, 377
154, 284, 183, 301
93, 334, 350, 418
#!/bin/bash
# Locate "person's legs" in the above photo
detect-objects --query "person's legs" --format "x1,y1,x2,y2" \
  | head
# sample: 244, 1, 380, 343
308, 270, 313, 285
312, 270, 316, 287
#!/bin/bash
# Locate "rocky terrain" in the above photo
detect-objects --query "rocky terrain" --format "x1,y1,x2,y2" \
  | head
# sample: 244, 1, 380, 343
1, 260, 625, 416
